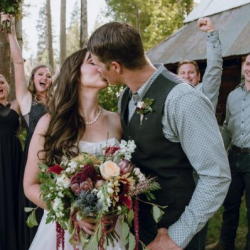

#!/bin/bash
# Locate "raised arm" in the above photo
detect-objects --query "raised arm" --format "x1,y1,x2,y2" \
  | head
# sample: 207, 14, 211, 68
0, 14, 32, 115
196, 17, 223, 111
23, 114, 50, 209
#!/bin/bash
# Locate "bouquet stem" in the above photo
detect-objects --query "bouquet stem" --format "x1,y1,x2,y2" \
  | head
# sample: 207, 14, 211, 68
134, 197, 140, 250
56, 222, 65, 250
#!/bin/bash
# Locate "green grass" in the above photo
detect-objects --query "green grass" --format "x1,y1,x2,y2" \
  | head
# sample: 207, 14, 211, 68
206, 197, 248, 249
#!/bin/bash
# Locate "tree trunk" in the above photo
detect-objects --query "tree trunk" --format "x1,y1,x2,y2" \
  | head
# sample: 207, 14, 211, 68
80, 0, 88, 48
0, 32, 11, 98
9, 17, 23, 101
0, 18, 22, 101
46, 0, 54, 72
60, 0, 66, 65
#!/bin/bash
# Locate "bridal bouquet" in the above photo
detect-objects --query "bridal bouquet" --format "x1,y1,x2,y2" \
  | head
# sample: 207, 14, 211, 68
0, 1, 22, 33
27, 140, 163, 250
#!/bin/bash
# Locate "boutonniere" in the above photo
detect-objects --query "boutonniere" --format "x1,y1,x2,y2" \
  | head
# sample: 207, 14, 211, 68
136, 98, 154, 125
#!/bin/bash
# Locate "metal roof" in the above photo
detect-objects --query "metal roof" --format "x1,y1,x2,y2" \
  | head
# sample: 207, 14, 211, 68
185, 0, 250, 23
147, 3, 250, 64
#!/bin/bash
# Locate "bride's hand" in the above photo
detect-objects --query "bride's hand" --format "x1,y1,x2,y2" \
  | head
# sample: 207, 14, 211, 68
77, 217, 96, 235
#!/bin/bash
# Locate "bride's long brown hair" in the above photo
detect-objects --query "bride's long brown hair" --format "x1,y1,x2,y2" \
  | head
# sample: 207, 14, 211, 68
43, 48, 88, 165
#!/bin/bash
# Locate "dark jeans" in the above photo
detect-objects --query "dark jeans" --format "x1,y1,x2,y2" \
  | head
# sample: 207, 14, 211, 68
185, 223, 208, 250
220, 149, 250, 250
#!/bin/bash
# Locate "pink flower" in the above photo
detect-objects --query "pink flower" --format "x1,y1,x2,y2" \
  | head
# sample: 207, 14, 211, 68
47, 165, 64, 175
118, 159, 132, 175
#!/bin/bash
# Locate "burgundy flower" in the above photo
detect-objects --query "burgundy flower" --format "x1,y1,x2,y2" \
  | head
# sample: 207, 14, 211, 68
120, 195, 132, 210
70, 164, 97, 185
47, 164, 64, 175
104, 146, 120, 156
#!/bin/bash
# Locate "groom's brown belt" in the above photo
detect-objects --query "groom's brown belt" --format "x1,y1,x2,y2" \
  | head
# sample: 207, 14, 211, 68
232, 145, 250, 154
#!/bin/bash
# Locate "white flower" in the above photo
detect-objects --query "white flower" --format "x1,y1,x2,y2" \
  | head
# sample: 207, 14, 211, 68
53, 197, 64, 218
134, 167, 141, 176
68, 161, 78, 169
139, 174, 146, 181
137, 101, 146, 109
58, 191, 64, 198
56, 174, 70, 188
107, 187, 114, 194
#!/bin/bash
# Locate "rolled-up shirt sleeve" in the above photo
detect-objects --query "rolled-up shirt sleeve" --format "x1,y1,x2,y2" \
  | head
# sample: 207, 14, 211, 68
196, 30, 223, 111
163, 83, 231, 248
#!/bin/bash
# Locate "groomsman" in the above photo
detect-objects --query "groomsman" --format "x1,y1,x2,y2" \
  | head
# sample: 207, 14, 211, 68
206, 54, 250, 250
88, 21, 231, 249
177, 17, 222, 112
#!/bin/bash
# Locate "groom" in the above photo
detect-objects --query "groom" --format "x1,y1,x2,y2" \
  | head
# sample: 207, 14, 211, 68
87, 22, 231, 249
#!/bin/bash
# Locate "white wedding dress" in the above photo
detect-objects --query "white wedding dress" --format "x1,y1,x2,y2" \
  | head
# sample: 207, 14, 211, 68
29, 138, 125, 250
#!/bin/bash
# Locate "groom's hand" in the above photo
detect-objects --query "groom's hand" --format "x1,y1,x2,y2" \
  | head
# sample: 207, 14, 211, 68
146, 228, 182, 250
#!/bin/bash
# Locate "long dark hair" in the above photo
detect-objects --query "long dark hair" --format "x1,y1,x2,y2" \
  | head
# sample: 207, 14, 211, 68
43, 48, 88, 165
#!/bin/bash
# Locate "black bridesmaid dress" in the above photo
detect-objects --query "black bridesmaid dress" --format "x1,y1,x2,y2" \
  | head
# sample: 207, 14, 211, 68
18, 101, 47, 250
0, 103, 23, 250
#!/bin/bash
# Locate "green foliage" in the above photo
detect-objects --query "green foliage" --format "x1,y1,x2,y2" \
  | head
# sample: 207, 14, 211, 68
98, 85, 125, 112
25, 207, 38, 228
0, 0, 22, 15
105, 0, 194, 50
18, 126, 27, 150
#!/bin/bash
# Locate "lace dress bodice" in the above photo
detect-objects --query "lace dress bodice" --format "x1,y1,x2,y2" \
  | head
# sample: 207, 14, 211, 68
78, 137, 119, 155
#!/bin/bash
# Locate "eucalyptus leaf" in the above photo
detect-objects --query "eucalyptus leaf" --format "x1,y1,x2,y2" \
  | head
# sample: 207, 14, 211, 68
127, 210, 134, 226
121, 221, 130, 245
152, 205, 164, 223
26, 210, 38, 228
128, 232, 136, 250
24, 207, 35, 212
38, 162, 49, 171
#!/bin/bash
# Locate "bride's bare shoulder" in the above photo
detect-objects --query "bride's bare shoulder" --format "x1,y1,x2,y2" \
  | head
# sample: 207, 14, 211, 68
102, 109, 120, 124
102, 109, 122, 139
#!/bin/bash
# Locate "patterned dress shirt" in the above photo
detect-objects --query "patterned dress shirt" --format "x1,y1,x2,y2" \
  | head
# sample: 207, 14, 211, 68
221, 83, 250, 149
118, 65, 231, 248
195, 30, 222, 111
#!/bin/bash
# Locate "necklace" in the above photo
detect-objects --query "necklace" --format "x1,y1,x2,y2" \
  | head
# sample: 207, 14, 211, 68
84, 107, 102, 125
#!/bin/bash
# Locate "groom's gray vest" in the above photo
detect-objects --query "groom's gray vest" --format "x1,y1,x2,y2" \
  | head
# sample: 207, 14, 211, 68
120, 69, 196, 243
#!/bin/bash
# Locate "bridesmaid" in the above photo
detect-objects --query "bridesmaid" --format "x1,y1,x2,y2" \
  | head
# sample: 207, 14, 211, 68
0, 14, 53, 250
0, 74, 23, 250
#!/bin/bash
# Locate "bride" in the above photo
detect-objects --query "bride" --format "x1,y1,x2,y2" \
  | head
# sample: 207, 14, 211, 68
23, 48, 124, 250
